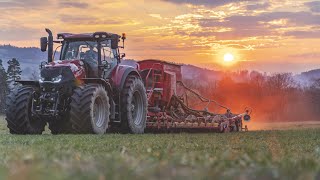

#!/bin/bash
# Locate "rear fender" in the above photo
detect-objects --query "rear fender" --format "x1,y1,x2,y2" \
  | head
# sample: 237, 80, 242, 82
81, 78, 113, 93
111, 65, 141, 91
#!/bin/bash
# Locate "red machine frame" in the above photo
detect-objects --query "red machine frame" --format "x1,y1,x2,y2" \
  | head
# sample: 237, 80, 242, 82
138, 60, 251, 132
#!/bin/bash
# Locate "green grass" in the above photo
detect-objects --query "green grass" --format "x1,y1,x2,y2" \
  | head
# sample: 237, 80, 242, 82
0, 115, 319, 180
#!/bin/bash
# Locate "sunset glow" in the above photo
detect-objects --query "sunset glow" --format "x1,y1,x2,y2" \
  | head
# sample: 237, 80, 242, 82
224, 53, 234, 62
0, 0, 319, 72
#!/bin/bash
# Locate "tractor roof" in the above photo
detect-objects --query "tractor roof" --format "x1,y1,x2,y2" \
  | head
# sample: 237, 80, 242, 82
138, 59, 182, 67
57, 32, 120, 40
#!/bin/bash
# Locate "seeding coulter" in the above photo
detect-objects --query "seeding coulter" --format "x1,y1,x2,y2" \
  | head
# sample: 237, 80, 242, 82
139, 60, 251, 132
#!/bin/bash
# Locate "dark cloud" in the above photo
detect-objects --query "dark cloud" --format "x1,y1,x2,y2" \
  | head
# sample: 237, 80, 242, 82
59, 1, 89, 9
305, 1, 320, 13
188, 28, 273, 40
0, 26, 40, 41
246, 2, 270, 10
284, 31, 320, 39
201, 12, 320, 28
59, 15, 93, 24
59, 15, 126, 25
195, 11, 320, 39
0, 0, 88, 9
161, 0, 253, 7
0, 0, 50, 9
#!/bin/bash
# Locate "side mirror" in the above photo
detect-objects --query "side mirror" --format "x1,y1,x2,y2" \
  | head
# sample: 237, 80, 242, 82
39, 61, 47, 69
111, 34, 119, 49
40, 37, 48, 52
121, 53, 126, 59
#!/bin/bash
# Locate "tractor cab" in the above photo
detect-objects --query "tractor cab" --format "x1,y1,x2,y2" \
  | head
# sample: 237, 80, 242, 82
40, 29, 126, 79
59, 37, 117, 78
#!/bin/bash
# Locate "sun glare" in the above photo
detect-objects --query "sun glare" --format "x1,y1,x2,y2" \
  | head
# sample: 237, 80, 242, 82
224, 53, 234, 62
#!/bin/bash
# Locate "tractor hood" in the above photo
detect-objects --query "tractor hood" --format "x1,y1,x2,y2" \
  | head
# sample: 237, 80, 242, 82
44, 59, 86, 78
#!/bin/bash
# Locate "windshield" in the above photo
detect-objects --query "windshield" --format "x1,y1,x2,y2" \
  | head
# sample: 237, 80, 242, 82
60, 40, 117, 63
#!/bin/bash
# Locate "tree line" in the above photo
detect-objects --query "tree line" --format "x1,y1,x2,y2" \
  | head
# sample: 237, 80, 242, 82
184, 71, 320, 122
0, 58, 22, 113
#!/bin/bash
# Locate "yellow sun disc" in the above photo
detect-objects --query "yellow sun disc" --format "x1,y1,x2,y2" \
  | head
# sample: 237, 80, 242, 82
224, 53, 234, 62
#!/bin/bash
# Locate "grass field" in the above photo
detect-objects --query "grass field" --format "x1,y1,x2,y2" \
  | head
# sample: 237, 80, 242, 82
0, 115, 319, 180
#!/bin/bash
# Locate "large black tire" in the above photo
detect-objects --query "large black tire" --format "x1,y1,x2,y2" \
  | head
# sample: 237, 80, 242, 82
69, 84, 110, 134
48, 115, 73, 134
5, 86, 46, 134
121, 75, 147, 134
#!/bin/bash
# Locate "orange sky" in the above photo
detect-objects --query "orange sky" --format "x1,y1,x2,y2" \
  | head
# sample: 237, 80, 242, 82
0, 0, 319, 72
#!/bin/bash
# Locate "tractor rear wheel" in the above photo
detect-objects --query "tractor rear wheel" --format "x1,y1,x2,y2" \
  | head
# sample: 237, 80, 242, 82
5, 86, 46, 134
69, 84, 110, 134
121, 75, 147, 134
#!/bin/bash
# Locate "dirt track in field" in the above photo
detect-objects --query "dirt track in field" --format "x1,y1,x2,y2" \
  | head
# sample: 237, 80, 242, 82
246, 121, 320, 131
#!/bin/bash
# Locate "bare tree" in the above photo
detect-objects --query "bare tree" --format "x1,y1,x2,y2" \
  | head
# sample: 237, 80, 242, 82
266, 73, 295, 94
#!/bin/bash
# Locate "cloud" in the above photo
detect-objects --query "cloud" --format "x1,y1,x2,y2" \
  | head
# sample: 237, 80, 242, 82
196, 11, 320, 39
59, 1, 89, 8
289, 52, 320, 59
161, 0, 253, 7
149, 14, 163, 19
188, 29, 273, 40
246, 2, 270, 10
285, 31, 320, 39
201, 12, 320, 27
59, 15, 95, 24
59, 14, 134, 26
0, 0, 50, 9
305, 1, 320, 13
0, 26, 39, 41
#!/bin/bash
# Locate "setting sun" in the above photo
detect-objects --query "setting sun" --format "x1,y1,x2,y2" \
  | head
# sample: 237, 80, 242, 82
224, 53, 234, 62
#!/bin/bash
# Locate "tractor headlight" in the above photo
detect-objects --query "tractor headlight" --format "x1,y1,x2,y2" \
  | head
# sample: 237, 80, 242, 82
39, 76, 45, 83
51, 75, 62, 83
39, 75, 62, 83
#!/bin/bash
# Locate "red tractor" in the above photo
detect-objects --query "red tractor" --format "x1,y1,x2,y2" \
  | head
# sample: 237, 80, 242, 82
5, 29, 147, 134
5, 29, 251, 135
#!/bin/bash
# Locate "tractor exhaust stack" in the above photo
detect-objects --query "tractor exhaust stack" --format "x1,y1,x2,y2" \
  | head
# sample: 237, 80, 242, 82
45, 28, 53, 63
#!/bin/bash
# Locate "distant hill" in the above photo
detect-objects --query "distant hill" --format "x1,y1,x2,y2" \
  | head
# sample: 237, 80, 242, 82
295, 69, 320, 86
0, 45, 46, 63
0, 45, 47, 79
301, 69, 320, 79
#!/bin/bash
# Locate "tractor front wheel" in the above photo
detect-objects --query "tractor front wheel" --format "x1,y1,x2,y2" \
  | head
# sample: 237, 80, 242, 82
48, 115, 73, 134
5, 86, 46, 134
121, 75, 147, 134
70, 84, 110, 134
